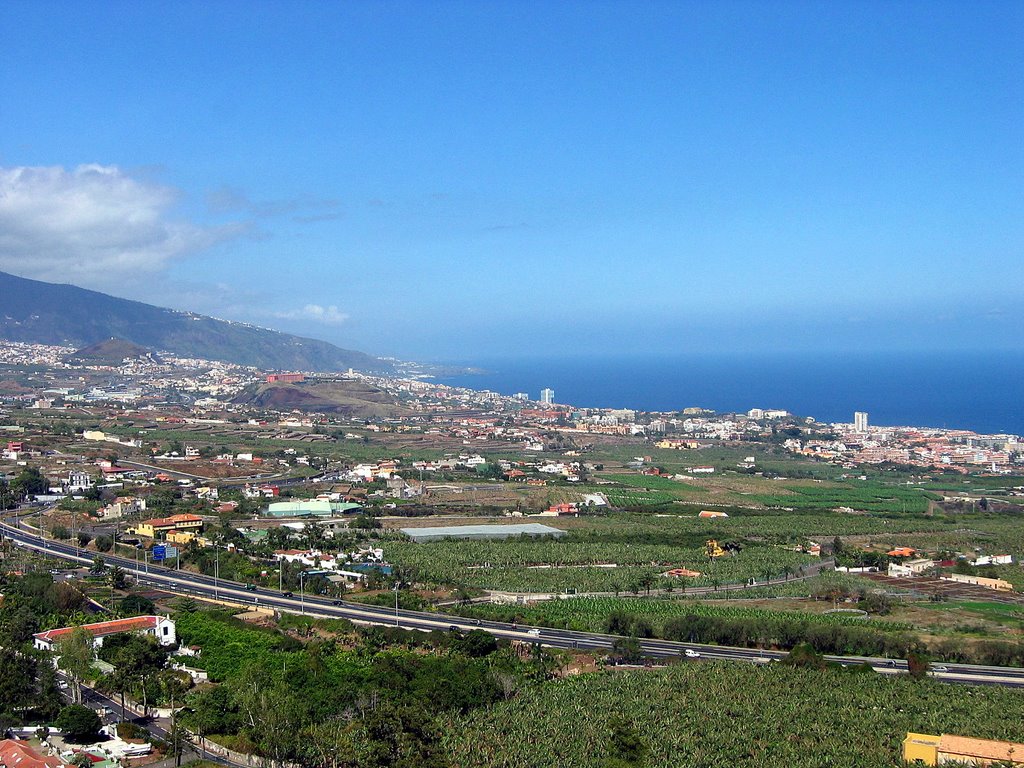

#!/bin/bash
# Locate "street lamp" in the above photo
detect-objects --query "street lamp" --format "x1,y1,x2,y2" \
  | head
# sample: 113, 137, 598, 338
214, 545, 220, 599
394, 581, 401, 627
299, 571, 307, 615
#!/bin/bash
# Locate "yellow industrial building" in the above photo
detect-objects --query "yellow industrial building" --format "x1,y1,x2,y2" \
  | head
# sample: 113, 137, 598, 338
131, 513, 204, 540
904, 732, 1024, 765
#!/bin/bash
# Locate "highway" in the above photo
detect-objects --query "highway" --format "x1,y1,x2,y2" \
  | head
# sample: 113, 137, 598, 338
5, 519, 1024, 688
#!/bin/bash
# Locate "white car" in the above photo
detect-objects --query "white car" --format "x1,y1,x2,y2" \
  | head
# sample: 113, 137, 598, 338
684, 649, 701, 659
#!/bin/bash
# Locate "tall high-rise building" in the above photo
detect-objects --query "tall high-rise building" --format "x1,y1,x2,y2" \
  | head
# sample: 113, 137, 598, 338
540, 388, 555, 404
854, 411, 869, 432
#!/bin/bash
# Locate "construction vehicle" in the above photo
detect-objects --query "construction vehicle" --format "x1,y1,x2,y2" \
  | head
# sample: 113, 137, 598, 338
705, 539, 726, 558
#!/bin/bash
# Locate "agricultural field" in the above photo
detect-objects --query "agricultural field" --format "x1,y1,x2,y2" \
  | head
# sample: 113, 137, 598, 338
382, 536, 816, 593
454, 595, 914, 635
602, 488, 679, 508
383, 502, 1024, 594
750, 482, 940, 514
602, 473, 698, 493
596, 465, 948, 515
444, 662, 1024, 768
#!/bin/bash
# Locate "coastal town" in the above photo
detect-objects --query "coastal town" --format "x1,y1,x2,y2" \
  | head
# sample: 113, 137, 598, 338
3, 341, 1024, 768
3, 340, 1021, 483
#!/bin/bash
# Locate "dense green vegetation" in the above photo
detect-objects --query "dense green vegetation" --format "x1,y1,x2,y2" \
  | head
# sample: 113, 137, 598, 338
445, 662, 1024, 768
0, 571, 89, 641
175, 610, 304, 680
177, 610, 558, 767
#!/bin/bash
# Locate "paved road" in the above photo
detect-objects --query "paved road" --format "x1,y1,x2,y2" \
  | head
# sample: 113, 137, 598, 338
6, 519, 1023, 688
57, 672, 238, 767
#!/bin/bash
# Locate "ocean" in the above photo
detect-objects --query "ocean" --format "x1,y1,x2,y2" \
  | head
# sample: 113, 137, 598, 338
435, 351, 1024, 436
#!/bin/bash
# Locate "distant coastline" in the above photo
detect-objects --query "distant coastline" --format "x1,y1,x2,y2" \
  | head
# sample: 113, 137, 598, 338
435, 350, 1024, 436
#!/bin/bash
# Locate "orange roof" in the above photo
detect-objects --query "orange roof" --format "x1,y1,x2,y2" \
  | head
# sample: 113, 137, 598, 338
887, 547, 916, 557
34, 615, 159, 644
0, 739, 67, 768
940, 734, 1024, 763
142, 513, 203, 528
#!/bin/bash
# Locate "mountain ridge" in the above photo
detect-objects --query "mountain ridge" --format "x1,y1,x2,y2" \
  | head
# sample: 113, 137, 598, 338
0, 271, 390, 373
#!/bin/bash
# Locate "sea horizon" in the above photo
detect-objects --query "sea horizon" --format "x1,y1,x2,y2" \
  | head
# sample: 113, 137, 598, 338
434, 350, 1024, 437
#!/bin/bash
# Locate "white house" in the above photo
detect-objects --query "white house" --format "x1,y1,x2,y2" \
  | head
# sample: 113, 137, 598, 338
33, 615, 176, 652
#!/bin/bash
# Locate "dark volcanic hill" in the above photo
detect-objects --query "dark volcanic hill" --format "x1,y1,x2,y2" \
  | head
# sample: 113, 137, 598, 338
231, 378, 410, 418
65, 338, 160, 365
0, 271, 390, 373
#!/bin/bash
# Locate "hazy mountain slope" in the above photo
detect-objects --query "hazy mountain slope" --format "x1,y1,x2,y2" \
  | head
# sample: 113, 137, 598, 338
0, 271, 389, 372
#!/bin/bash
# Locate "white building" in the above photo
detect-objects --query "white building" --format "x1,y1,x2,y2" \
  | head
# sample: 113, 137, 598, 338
540, 388, 555, 404
854, 411, 869, 432
66, 470, 94, 493
33, 615, 176, 652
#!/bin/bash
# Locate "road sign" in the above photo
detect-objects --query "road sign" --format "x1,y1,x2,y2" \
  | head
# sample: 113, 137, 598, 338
152, 545, 166, 561
163, 545, 178, 559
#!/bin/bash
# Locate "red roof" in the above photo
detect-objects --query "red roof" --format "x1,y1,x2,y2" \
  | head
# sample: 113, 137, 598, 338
34, 615, 160, 644
547, 503, 577, 513
142, 513, 203, 528
0, 739, 66, 768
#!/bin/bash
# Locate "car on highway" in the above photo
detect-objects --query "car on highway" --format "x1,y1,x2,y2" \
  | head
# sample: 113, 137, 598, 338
526, 628, 541, 637
282, 591, 294, 597
245, 584, 258, 591
931, 665, 949, 673
331, 599, 343, 606
684, 649, 701, 659
449, 625, 461, 632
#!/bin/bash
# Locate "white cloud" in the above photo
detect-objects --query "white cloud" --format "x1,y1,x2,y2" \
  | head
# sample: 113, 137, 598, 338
273, 304, 349, 325
0, 164, 243, 284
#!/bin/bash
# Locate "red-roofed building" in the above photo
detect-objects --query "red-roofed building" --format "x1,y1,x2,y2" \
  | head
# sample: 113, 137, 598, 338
545, 502, 578, 516
887, 547, 917, 558
33, 615, 176, 652
0, 738, 68, 768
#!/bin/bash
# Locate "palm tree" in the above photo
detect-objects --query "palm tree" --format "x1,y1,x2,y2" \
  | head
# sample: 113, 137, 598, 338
639, 573, 655, 596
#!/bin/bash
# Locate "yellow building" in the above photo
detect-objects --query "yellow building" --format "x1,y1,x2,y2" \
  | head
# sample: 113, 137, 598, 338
941, 573, 1015, 592
904, 732, 1024, 765
132, 513, 204, 539
166, 529, 198, 545
904, 733, 941, 765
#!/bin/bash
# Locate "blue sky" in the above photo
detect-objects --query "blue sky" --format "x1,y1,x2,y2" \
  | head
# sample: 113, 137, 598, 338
1, 1, 1022, 360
